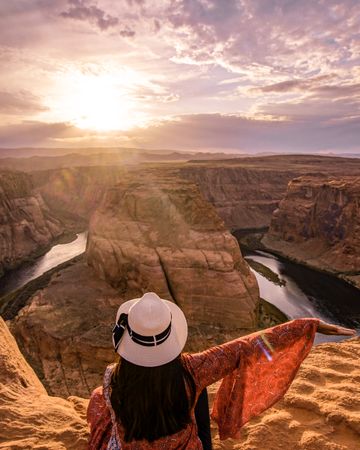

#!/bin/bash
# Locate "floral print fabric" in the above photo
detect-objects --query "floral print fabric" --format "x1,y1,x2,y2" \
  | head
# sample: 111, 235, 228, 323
87, 318, 319, 449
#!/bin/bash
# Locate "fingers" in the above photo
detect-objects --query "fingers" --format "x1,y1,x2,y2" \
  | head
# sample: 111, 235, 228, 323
326, 326, 357, 336
317, 321, 357, 336
335, 326, 357, 336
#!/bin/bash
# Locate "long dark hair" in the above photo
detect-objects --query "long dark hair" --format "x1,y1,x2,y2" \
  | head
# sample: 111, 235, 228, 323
110, 355, 196, 442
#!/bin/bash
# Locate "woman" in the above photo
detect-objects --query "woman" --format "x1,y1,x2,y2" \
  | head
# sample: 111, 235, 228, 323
87, 292, 356, 449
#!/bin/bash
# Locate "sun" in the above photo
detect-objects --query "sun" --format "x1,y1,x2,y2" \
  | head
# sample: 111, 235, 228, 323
51, 70, 149, 132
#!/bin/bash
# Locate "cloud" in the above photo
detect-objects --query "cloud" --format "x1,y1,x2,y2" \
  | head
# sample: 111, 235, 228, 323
60, 0, 135, 35
1, 112, 359, 153
0, 90, 47, 115
123, 113, 360, 153
252, 75, 336, 93
0, 121, 80, 147
163, 0, 360, 79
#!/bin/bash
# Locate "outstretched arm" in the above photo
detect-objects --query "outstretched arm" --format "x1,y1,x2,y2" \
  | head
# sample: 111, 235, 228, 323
184, 318, 357, 440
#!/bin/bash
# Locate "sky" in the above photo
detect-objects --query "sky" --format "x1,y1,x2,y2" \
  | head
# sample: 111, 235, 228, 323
0, 0, 359, 154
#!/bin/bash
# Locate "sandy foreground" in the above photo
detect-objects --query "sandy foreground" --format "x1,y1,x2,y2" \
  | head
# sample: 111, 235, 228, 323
210, 338, 360, 450
0, 316, 359, 449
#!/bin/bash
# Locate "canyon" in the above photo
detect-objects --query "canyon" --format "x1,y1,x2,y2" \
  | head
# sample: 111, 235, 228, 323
0, 171, 63, 278
1, 153, 360, 448
263, 176, 360, 288
8, 174, 259, 398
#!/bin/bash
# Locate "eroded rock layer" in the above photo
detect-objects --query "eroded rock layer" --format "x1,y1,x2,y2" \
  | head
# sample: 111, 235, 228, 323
86, 177, 259, 330
0, 171, 63, 277
0, 317, 88, 449
263, 176, 360, 287
177, 165, 298, 230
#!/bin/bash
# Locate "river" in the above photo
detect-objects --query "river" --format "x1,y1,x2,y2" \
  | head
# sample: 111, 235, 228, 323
243, 248, 360, 344
0, 232, 87, 297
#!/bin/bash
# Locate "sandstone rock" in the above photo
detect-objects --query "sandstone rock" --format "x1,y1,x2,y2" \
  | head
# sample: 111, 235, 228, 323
0, 171, 63, 277
177, 165, 297, 230
175, 155, 360, 232
86, 177, 259, 330
0, 317, 88, 449
263, 176, 360, 288
33, 166, 126, 227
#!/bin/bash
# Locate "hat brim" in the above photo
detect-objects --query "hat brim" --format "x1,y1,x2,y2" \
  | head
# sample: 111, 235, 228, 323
113, 298, 188, 367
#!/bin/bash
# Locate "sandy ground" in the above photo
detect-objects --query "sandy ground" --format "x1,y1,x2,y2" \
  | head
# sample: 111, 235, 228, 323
210, 337, 360, 450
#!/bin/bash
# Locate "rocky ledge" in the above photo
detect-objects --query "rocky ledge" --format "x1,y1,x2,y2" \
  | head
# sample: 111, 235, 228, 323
263, 176, 360, 288
0, 317, 88, 449
2, 315, 359, 449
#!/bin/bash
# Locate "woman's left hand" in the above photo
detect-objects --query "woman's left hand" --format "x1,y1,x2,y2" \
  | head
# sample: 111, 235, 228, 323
317, 321, 357, 336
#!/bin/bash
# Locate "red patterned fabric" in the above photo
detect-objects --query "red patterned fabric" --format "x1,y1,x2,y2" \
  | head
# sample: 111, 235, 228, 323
87, 318, 319, 449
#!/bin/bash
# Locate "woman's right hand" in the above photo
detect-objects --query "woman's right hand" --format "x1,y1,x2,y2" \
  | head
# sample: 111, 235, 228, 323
317, 321, 357, 336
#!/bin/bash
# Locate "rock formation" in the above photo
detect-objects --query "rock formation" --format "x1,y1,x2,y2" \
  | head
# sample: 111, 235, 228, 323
177, 165, 297, 230
86, 176, 259, 329
0, 171, 63, 277
174, 155, 360, 231
33, 166, 126, 228
263, 176, 360, 288
0, 317, 88, 449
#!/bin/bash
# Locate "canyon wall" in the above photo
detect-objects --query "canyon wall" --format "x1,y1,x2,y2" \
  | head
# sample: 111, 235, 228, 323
86, 176, 259, 329
0, 171, 63, 277
33, 166, 126, 228
263, 176, 360, 288
175, 155, 360, 231
0, 317, 88, 449
177, 165, 297, 230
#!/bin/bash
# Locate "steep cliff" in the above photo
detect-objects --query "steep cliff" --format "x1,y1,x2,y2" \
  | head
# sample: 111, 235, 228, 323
177, 165, 297, 230
86, 176, 259, 330
263, 176, 360, 288
0, 317, 88, 449
8, 176, 258, 398
174, 155, 360, 231
0, 171, 63, 277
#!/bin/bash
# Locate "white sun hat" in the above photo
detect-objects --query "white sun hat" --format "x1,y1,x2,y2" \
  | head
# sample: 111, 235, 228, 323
112, 292, 188, 367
